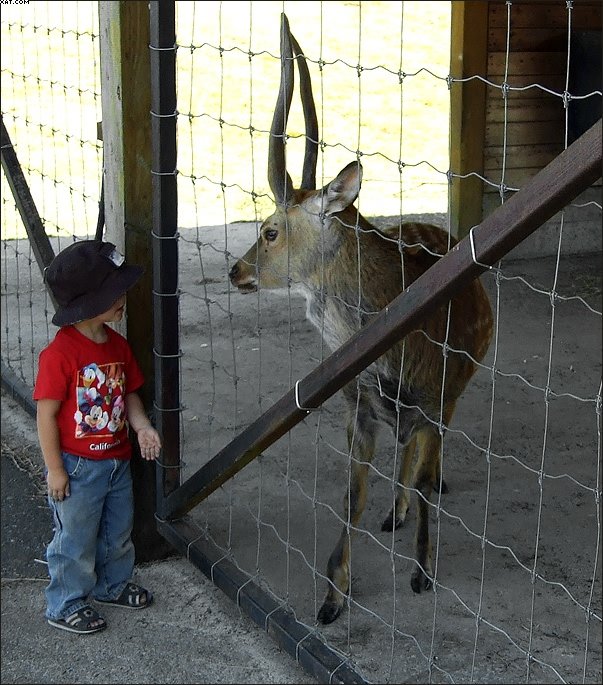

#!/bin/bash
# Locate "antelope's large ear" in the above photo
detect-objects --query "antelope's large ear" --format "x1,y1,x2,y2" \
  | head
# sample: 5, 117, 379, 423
319, 161, 363, 216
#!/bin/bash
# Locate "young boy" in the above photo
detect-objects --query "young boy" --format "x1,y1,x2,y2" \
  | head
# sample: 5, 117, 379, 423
33, 239, 162, 634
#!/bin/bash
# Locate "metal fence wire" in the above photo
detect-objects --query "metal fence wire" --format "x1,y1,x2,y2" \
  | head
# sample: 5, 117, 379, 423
1, 2, 601, 683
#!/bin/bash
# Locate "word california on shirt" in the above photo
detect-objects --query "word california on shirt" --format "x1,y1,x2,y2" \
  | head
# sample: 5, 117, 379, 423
33, 325, 145, 460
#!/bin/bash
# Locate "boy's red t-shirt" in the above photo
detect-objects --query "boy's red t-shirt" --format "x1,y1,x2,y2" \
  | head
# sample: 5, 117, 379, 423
33, 325, 145, 460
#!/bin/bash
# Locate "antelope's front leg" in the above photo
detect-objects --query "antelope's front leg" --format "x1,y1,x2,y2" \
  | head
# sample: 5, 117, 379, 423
317, 397, 376, 625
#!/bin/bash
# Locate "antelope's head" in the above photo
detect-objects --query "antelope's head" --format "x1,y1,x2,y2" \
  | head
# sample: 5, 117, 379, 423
229, 13, 363, 294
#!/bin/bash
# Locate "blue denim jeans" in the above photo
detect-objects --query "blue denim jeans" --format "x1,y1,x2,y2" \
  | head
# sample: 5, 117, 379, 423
45, 452, 135, 620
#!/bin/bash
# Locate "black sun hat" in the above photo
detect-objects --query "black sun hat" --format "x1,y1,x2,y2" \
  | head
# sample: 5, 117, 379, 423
45, 240, 144, 327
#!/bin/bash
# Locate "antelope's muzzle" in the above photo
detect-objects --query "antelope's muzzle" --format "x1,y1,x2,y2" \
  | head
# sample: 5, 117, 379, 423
229, 262, 257, 293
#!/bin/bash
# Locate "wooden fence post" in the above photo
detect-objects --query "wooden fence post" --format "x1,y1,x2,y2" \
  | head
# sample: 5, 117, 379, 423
99, 0, 172, 561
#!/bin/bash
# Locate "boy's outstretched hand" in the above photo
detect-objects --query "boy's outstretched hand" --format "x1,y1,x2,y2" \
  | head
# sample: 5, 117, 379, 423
137, 426, 162, 461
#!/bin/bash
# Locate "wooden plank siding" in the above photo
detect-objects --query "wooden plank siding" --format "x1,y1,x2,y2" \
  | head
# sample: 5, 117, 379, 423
449, 0, 601, 240
483, 47, 565, 191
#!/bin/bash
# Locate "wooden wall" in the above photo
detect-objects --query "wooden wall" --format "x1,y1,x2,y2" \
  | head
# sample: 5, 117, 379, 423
449, 0, 602, 243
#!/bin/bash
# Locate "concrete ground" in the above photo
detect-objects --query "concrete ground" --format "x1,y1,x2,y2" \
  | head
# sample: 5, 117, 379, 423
1, 392, 316, 685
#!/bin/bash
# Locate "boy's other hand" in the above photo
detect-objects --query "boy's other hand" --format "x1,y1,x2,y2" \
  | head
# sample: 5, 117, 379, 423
47, 466, 70, 501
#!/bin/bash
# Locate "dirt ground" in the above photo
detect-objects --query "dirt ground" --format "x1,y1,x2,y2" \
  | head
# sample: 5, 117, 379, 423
176, 217, 603, 684
1, 219, 601, 684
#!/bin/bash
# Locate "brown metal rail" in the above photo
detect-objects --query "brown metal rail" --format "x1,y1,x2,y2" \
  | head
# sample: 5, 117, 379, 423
0, 116, 56, 303
162, 117, 601, 521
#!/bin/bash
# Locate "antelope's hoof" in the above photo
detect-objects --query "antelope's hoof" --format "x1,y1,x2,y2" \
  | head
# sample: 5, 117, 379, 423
410, 568, 433, 594
434, 478, 449, 494
317, 600, 343, 625
381, 510, 405, 532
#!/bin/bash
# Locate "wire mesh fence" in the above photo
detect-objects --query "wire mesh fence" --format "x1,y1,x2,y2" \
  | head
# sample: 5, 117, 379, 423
1, 2, 601, 683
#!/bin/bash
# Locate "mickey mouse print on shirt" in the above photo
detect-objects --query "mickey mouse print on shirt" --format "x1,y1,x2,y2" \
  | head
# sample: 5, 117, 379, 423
74, 362, 127, 438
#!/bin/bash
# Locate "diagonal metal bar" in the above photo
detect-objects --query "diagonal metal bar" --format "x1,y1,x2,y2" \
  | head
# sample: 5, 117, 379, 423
0, 115, 57, 306
1, 360, 37, 418
163, 118, 602, 521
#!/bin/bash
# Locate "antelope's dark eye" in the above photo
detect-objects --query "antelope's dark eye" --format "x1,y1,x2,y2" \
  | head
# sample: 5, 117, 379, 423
264, 228, 278, 242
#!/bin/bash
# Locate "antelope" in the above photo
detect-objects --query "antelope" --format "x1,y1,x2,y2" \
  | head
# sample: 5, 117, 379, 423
229, 14, 494, 625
